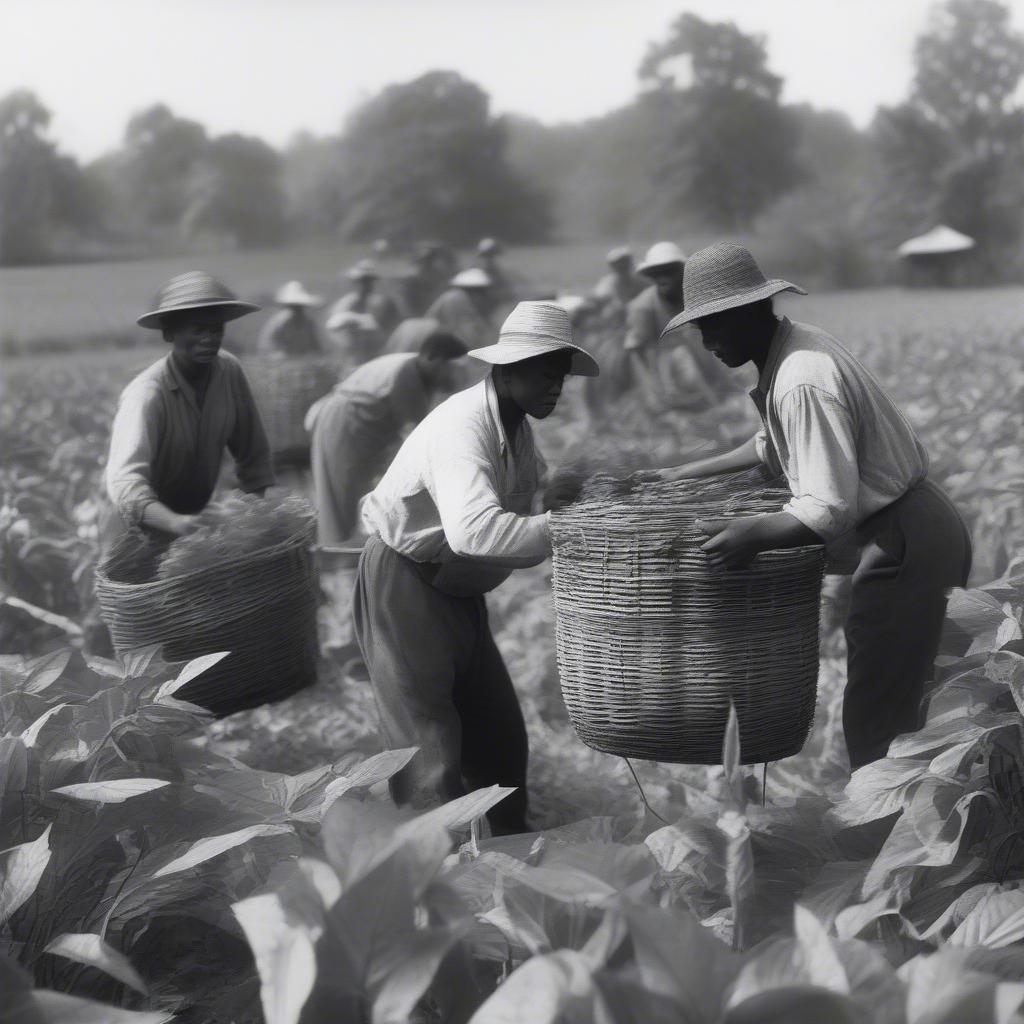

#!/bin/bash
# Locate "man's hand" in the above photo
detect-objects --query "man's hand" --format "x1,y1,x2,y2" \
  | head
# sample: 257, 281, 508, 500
542, 478, 583, 512
169, 513, 200, 537
696, 516, 766, 570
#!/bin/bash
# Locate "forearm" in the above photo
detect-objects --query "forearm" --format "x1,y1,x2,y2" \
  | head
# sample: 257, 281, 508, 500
743, 511, 822, 551
139, 501, 195, 536
665, 435, 761, 480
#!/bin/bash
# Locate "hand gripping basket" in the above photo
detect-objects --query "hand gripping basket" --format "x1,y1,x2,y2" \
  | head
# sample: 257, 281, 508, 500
95, 521, 319, 717
549, 470, 826, 764
246, 356, 342, 466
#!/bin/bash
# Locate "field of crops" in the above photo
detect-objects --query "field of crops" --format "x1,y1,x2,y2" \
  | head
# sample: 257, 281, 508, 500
2, 276, 1023, 1023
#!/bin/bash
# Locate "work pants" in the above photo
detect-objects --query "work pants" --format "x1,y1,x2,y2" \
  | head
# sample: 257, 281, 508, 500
310, 394, 389, 545
352, 534, 530, 834
843, 480, 972, 770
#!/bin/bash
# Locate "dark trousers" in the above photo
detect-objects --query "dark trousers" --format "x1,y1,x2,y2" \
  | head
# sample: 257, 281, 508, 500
352, 534, 529, 833
843, 480, 972, 770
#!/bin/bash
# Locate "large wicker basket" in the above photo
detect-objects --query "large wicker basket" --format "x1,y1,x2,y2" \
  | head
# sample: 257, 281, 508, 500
550, 470, 826, 764
95, 523, 319, 717
246, 356, 342, 466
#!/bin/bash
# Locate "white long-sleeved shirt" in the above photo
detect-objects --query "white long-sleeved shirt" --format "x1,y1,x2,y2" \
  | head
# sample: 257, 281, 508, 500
753, 318, 927, 551
362, 376, 550, 591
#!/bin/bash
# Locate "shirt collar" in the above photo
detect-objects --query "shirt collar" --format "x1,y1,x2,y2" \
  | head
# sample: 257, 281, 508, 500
755, 316, 793, 397
162, 351, 219, 410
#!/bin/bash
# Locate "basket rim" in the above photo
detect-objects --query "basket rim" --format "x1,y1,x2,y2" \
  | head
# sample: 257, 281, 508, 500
96, 521, 316, 593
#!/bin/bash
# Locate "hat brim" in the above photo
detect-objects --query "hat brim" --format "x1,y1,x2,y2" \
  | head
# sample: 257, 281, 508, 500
137, 299, 260, 330
468, 338, 599, 378
637, 259, 684, 277
277, 295, 322, 307
661, 279, 806, 335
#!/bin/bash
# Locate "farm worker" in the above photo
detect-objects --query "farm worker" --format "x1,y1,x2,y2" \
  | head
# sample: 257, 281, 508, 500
592, 246, 646, 319
474, 237, 518, 308
655, 242, 972, 770
325, 259, 402, 364
307, 329, 468, 545
395, 243, 452, 318
426, 268, 495, 350
626, 241, 736, 411
354, 301, 599, 835
102, 271, 274, 547
256, 280, 324, 357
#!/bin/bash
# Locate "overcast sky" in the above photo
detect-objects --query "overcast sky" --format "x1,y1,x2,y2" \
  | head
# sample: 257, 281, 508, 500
6, 0, 1024, 161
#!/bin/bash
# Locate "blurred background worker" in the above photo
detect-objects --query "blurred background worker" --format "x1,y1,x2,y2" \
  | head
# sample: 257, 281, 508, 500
380, 316, 447, 357
626, 241, 735, 412
256, 280, 324, 357
591, 246, 646, 324
426, 267, 495, 349
308, 328, 468, 545
473, 237, 518, 309
103, 271, 274, 550
325, 258, 402, 363
395, 242, 455, 318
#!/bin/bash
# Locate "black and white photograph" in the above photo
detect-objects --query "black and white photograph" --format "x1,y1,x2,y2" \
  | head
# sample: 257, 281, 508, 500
2, 0, 1024, 1021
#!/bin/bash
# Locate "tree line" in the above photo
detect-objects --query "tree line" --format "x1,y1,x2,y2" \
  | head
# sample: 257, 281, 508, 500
1, 0, 1022, 284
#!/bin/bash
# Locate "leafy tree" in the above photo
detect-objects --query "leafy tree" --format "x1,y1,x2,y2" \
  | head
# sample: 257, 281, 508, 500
120, 103, 207, 226
867, 0, 1024, 275
281, 130, 347, 237
182, 133, 287, 248
335, 70, 551, 244
638, 13, 803, 230
0, 90, 56, 264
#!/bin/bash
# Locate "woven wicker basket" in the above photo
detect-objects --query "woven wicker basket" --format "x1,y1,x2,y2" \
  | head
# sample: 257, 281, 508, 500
550, 470, 825, 764
95, 523, 319, 717
246, 357, 342, 465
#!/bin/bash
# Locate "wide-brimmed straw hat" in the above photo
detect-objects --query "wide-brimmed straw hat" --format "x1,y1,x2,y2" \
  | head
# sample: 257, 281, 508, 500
637, 241, 687, 276
451, 268, 492, 289
274, 280, 322, 307
347, 259, 379, 281
136, 271, 259, 329
662, 242, 807, 334
468, 301, 599, 377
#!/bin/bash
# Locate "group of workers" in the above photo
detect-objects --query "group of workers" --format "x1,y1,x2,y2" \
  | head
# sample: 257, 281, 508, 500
102, 239, 971, 836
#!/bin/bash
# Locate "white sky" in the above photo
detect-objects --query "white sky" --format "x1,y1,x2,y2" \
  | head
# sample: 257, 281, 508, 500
6, 0, 1024, 161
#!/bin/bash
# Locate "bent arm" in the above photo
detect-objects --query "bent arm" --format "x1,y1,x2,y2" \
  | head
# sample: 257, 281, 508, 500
662, 435, 762, 481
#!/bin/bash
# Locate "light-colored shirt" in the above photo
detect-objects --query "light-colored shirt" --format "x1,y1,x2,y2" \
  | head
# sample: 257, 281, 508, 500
105, 351, 275, 527
308, 353, 429, 442
753, 317, 928, 548
256, 309, 322, 357
426, 288, 493, 349
362, 377, 550, 588
326, 290, 401, 335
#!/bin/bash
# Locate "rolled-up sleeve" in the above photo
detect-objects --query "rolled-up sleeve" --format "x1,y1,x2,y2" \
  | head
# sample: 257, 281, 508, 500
227, 366, 276, 493
105, 385, 161, 527
428, 439, 550, 564
777, 384, 860, 541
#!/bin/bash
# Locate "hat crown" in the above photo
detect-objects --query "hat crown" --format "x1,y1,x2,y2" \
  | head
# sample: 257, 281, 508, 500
452, 268, 491, 289
683, 243, 768, 310
641, 241, 686, 267
500, 300, 573, 346
151, 270, 238, 311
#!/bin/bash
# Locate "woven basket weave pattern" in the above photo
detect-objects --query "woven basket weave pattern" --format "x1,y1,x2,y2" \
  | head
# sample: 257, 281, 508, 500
550, 471, 825, 764
95, 524, 319, 717
246, 356, 341, 460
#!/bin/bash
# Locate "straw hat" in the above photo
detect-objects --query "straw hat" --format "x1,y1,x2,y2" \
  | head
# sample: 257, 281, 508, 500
274, 280, 322, 307
468, 301, 599, 377
347, 259, 379, 281
662, 242, 807, 333
451, 268, 492, 289
606, 246, 633, 266
636, 241, 687, 276
136, 271, 260, 329
478, 237, 502, 255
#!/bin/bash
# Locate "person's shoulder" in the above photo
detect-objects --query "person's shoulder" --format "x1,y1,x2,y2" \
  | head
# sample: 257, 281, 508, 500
627, 285, 656, 312
776, 321, 850, 398
120, 355, 168, 401
216, 349, 245, 371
